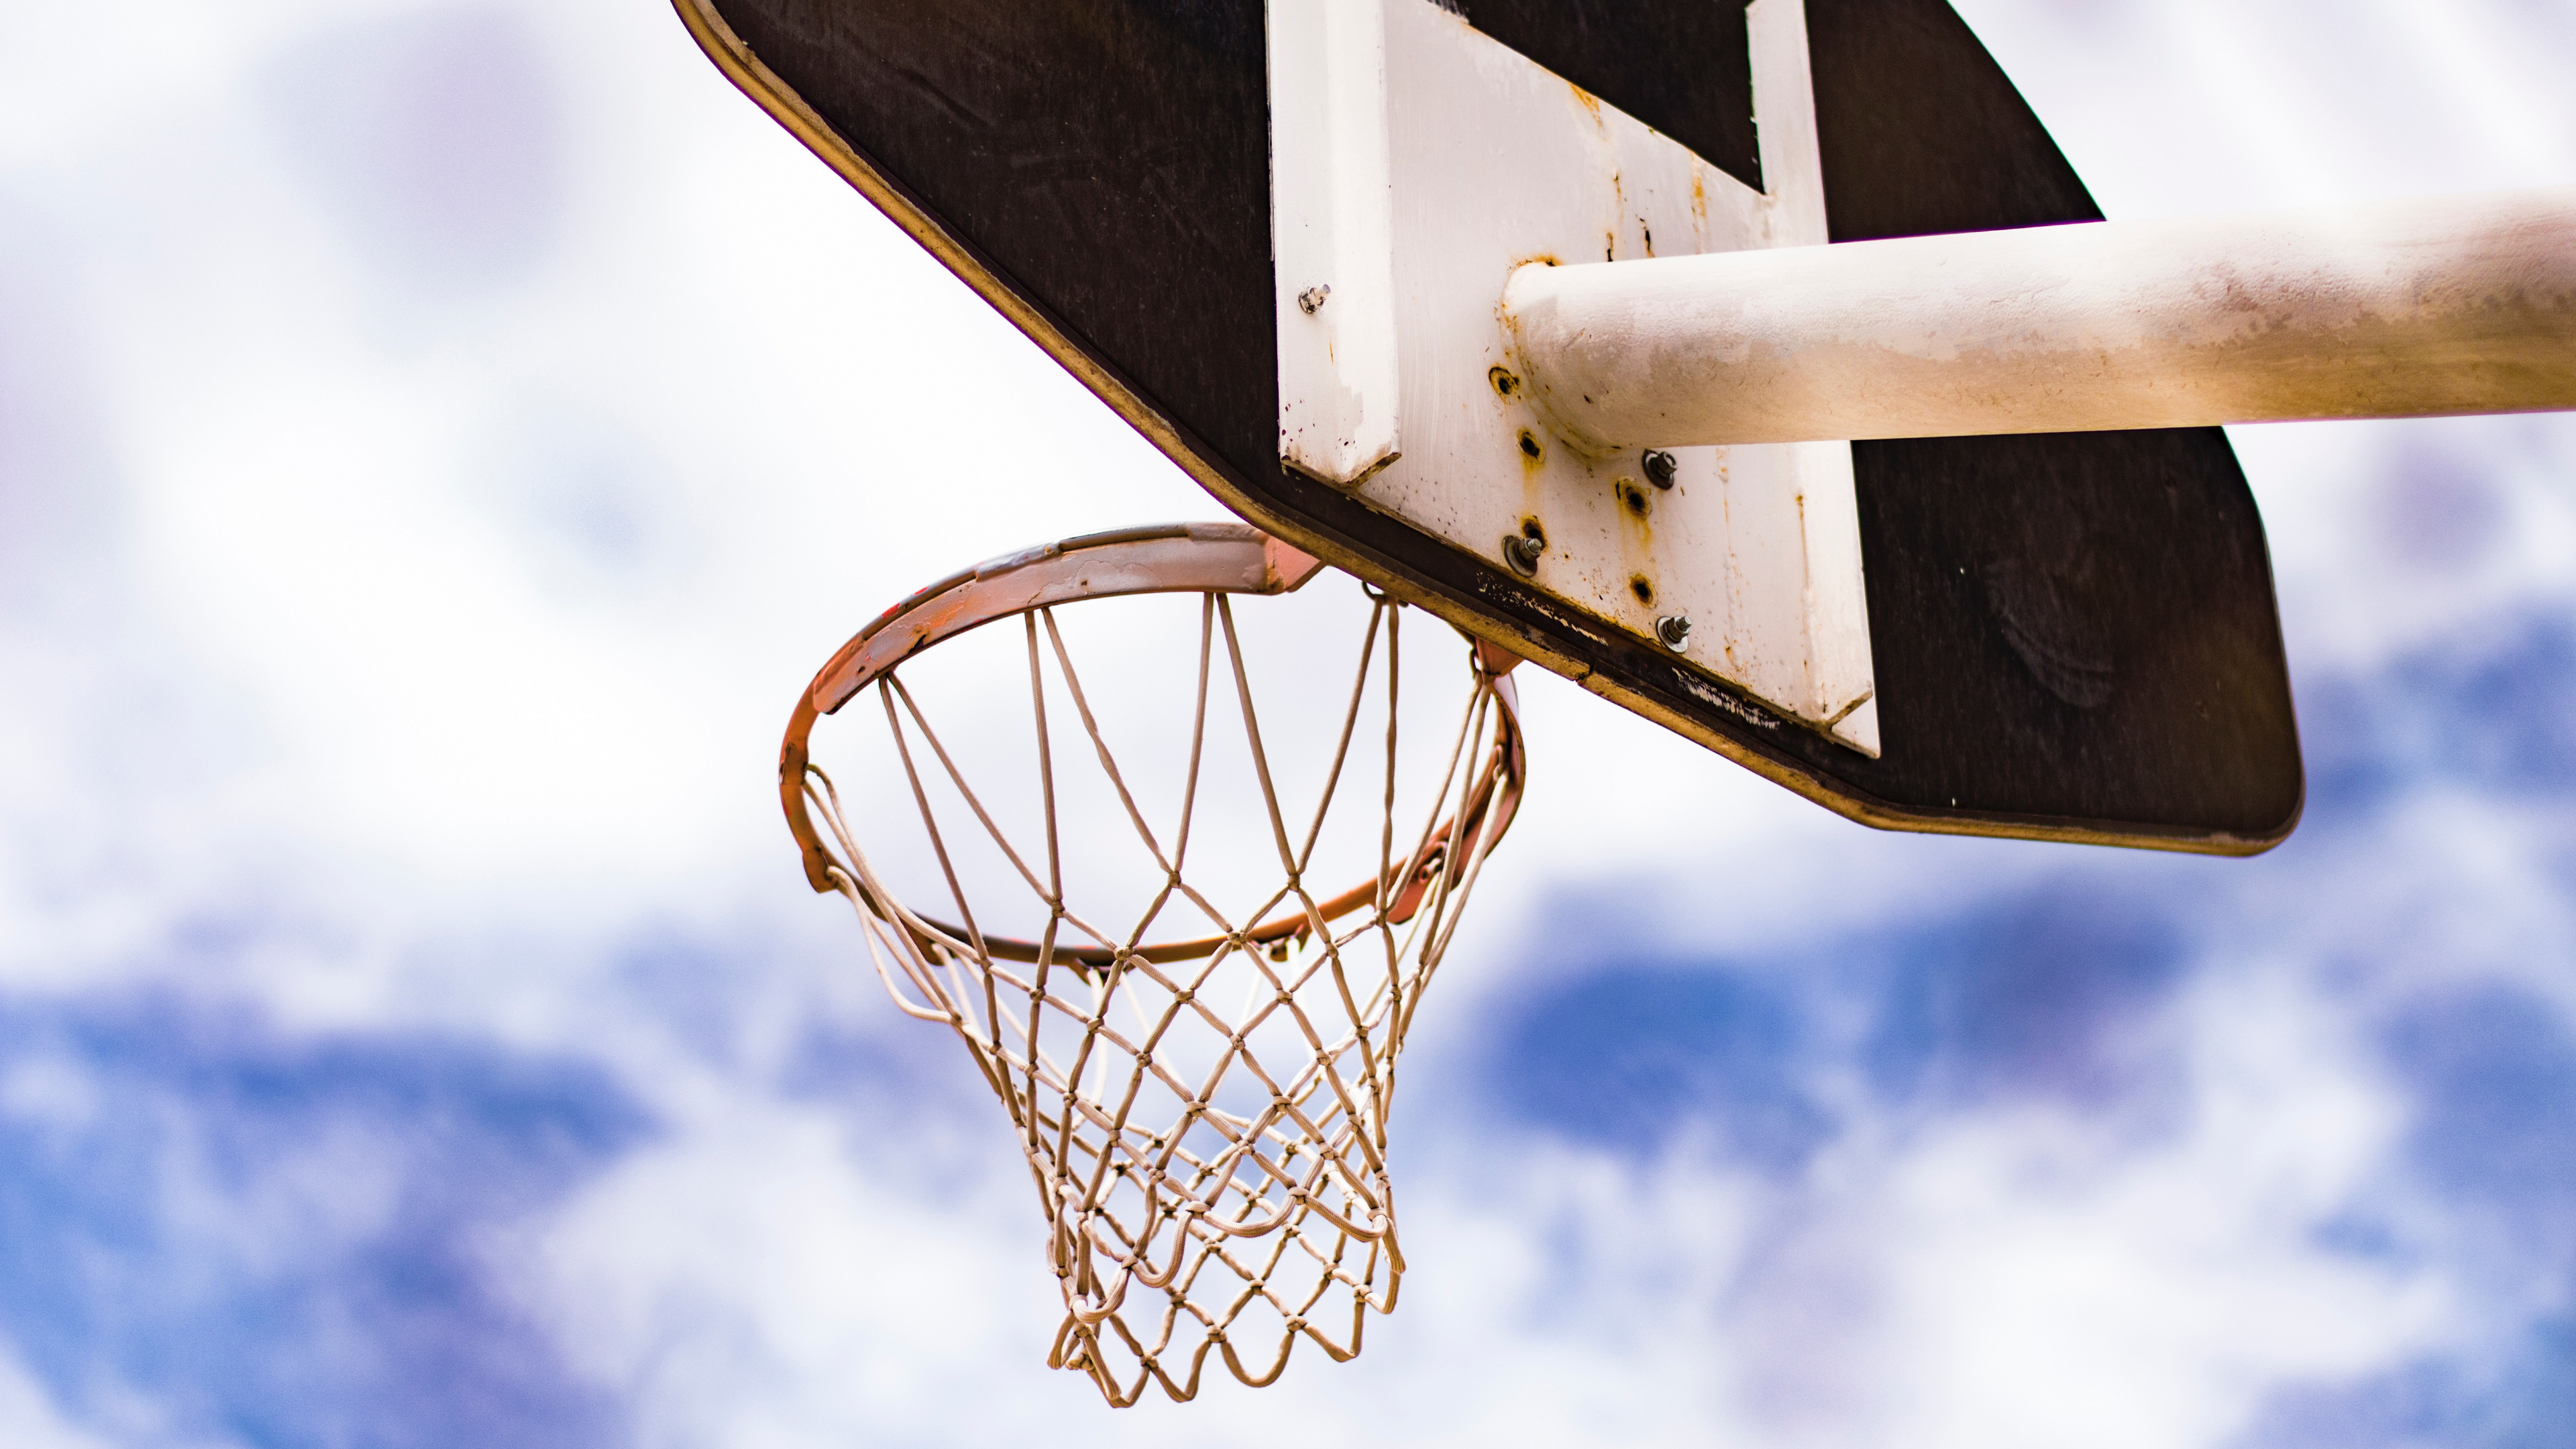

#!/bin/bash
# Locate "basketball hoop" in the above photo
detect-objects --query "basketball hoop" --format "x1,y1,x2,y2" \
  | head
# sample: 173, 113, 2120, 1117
780, 522, 1526, 1403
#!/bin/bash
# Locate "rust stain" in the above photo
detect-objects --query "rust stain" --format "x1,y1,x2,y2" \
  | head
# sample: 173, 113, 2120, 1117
1612, 472, 1656, 626
1607, 164, 1626, 261
1514, 421, 1547, 541
1513, 416, 1549, 551
1615, 478, 1653, 525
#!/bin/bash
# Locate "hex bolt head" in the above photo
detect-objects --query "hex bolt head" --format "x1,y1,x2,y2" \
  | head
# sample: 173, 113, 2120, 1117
1297, 284, 1332, 315
1642, 449, 1678, 490
1655, 614, 1693, 651
1503, 532, 1544, 577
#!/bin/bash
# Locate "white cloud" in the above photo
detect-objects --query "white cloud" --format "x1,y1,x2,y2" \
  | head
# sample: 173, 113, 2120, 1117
523, 1095, 1067, 1448
1849, 970, 2445, 1449
0, 1347, 121, 1449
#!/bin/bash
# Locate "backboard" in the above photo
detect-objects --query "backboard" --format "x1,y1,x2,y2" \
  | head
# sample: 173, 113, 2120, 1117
675, 0, 2305, 853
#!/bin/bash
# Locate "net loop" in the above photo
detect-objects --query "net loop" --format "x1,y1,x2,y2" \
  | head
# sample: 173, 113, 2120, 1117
781, 526, 1524, 1405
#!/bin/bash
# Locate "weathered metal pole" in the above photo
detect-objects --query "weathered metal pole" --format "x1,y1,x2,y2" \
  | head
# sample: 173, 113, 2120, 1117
1502, 186, 2576, 447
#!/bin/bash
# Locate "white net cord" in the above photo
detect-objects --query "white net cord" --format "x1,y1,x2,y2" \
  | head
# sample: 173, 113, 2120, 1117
795, 588, 1523, 1404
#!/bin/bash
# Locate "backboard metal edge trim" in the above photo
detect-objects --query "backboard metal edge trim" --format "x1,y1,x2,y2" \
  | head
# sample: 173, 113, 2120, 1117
668, 0, 2299, 859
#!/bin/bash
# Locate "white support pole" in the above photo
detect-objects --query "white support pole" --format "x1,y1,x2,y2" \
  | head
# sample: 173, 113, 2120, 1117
1502, 186, 2576, 447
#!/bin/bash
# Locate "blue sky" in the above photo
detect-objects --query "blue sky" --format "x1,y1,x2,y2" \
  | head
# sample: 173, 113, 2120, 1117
3, 0, 2575, 1444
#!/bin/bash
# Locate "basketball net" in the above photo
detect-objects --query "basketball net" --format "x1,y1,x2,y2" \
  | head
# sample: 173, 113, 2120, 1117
780, 525, 1525, 1403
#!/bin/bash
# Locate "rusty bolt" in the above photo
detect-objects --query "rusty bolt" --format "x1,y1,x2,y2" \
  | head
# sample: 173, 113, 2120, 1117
1297, 284, 1332, 315
1656, 614, 1692, 651
1642, 449, 1678, 490
1503, 533, 1544, 577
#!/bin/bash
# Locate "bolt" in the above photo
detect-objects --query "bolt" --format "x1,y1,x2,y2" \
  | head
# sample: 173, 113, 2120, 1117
1642, 449, 1678, 490
1503, 533, 1544, 577
1297, 284, 1331, 315
1656, 614, 1693, 651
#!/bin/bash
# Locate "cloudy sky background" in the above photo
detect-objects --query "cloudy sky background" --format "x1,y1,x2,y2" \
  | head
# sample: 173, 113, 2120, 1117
3, 0, 2575, 1444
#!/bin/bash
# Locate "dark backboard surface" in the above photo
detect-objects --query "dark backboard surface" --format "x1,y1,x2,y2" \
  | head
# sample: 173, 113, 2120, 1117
677, 0, 2304, 853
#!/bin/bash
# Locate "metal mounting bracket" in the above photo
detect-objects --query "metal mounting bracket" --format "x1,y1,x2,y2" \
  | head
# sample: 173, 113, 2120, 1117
1267, 0, 1879, 754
